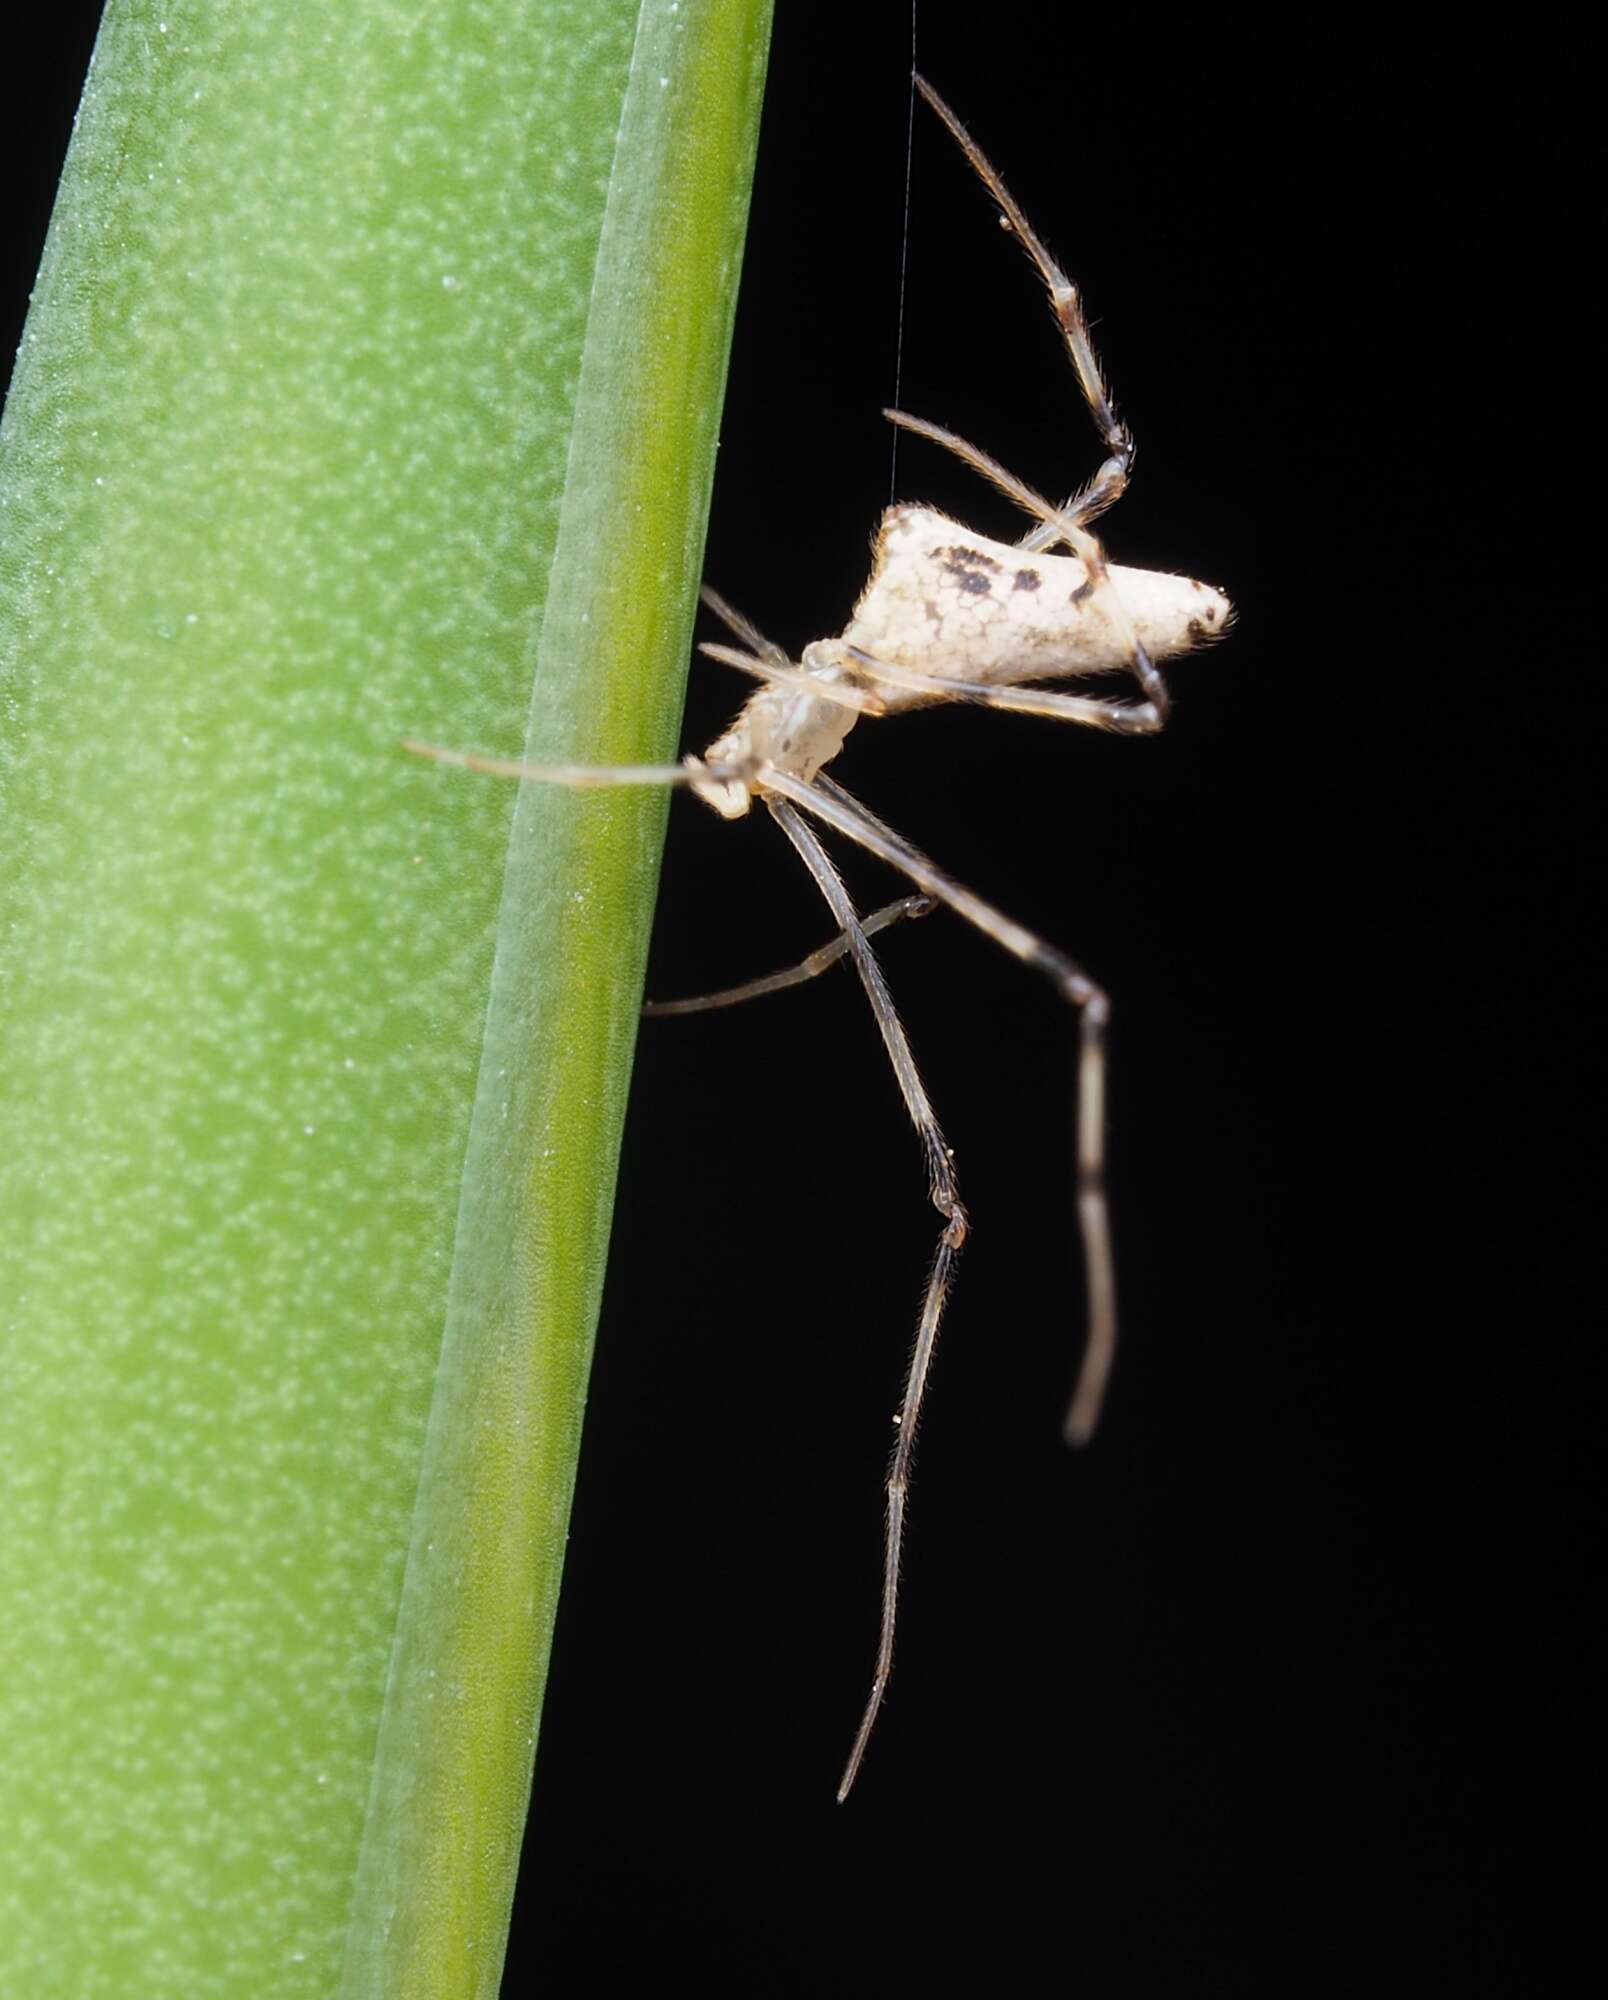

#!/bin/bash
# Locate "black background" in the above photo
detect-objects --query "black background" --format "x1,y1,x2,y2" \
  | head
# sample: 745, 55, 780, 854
5, 6, 1600, 1993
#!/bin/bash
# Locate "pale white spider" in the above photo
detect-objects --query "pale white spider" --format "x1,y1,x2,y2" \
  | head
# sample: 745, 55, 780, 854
407, 76, 1231, 1801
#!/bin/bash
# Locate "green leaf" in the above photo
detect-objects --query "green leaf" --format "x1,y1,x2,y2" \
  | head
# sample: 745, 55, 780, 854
0, 1, 773, 1992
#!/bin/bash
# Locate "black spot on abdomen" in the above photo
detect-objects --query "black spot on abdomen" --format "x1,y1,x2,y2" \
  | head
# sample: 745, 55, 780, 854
937, 543, 1001, 598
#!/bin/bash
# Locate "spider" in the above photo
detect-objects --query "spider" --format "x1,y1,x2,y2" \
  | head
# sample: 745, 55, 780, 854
407, 75, 1231, 1801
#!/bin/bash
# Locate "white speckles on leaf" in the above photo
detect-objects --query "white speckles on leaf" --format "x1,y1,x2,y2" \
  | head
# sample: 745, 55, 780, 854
0, 0, 780, 1992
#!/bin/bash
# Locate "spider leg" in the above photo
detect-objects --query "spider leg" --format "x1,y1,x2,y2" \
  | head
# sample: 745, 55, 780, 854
902, 79, 1168, 717
699, 643, 885, 715
842, 645, 1162, 736
915, 77, 1134, 521
403, 615, 889, 796
767, 768, 1118, 1449
764, 797, 967, 1805
401, 740, 741, 789
642, 894, 933, 1017
699, 584, 791, 669
1016, 465, 1119, 553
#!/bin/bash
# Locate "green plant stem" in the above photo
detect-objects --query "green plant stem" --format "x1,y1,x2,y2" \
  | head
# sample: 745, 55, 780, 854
0, 2, 772, 1993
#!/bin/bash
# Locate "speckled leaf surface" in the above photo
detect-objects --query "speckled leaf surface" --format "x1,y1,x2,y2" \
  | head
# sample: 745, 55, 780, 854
0, 2, 772, 1993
